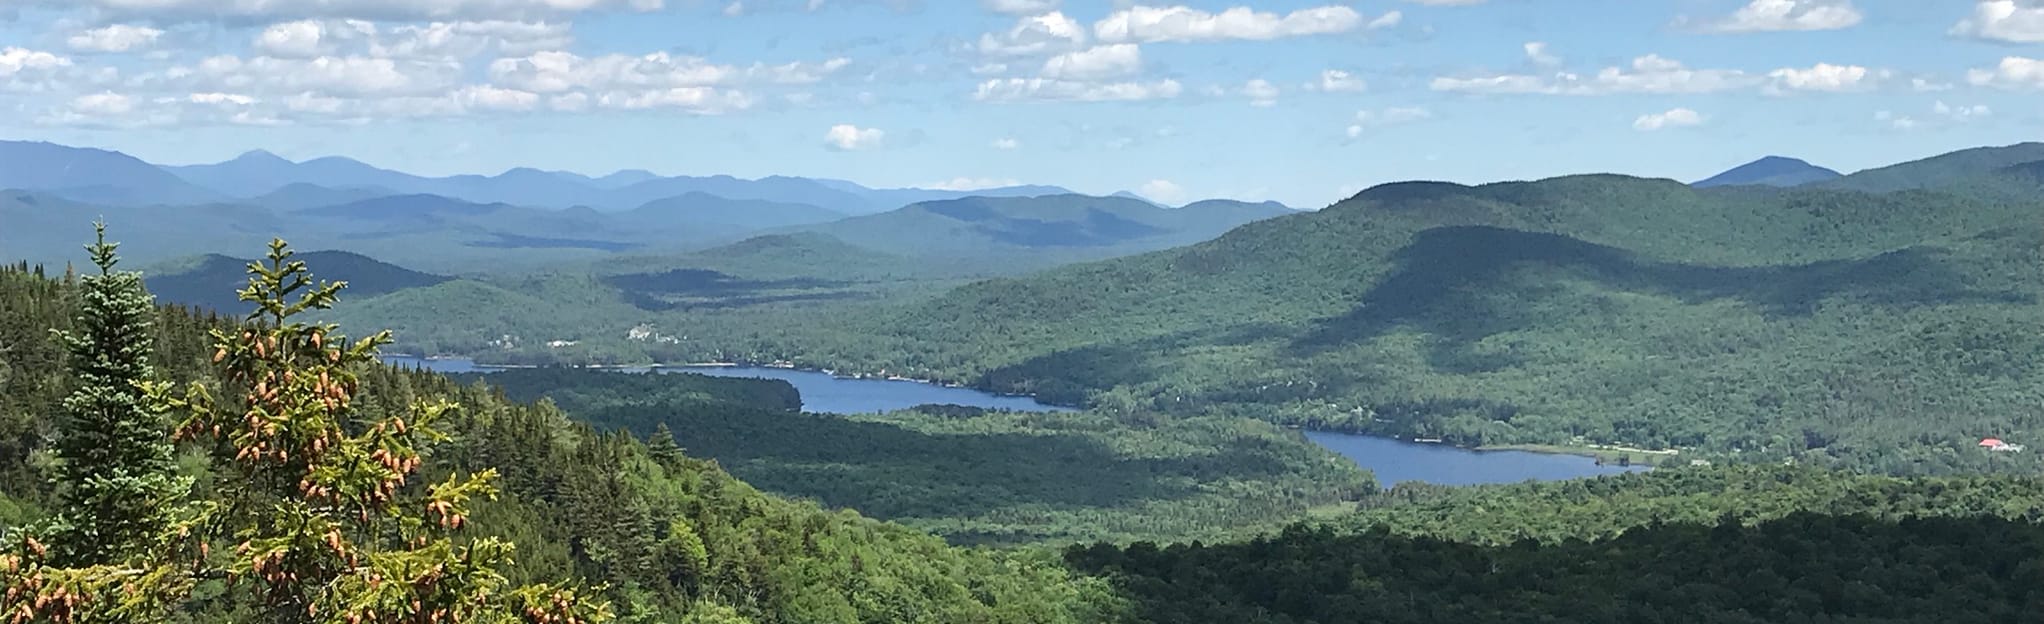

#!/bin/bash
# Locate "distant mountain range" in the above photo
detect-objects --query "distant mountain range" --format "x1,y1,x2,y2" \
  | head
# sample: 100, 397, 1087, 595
152, 147, 1077, 214
0, 139, 1300, 276
1692, 156, 1842, 188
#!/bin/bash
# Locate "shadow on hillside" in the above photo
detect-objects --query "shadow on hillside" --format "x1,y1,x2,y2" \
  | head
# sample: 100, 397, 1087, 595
604, 268, 867, 311
1065, 513, 2044, 624
577, 403, 1292, 527
978, 322, 1305, 404
1290, 226, 2031, 367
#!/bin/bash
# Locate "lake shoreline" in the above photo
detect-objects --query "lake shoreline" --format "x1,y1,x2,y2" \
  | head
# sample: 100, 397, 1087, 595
386, 355, 1072, 406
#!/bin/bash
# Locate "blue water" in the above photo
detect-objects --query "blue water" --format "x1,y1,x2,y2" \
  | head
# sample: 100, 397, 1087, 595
378, 357, 1072, 415
1304, 431, 1652, 488
384, 355, 1647, 487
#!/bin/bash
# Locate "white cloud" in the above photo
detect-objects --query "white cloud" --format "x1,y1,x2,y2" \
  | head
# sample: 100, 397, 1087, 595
369, 21, 573, 59
1874, 110, 1917, 130
1402, 0, 1486, 4
1346, 106, 1430, 137
1766, 63, 1878, 92
67, 25, 164, 53
982, 0, 1057, 14
255, 20, 349, 57
1953, 0, 2044, 43
925, 176, 1023, 190
450, 84, 540, 111
1633, 107, 1704, 131
824, 123, 884, 150
1934, 100, 1991, 122
992, 137, 1020, 149
1040, 44, 1140, 80
0, 48, 71, 78
1309, 69, 1366, 92
1432, 54, 1755, 95
722, 1, 744, 16
1523, 41, 1560, 66
1689, 0, 1863, 33
1140, 179, 1186, 203
70, 91, 135, 116
1967, 56, 2044, 89
487, 50, 845, 93
974, 77, 1183, 101
594, 87, 751, 113
1094, 5, 1378, 43
1241, 78, 1279, 106
174, 54, 461, 96
549, 92, 590, 111
979, 11, 1088, 56
187, 92, 258, 106
1912, 77, 1953, 92
39, 0, 665, 22
1367, 11, 1403, 29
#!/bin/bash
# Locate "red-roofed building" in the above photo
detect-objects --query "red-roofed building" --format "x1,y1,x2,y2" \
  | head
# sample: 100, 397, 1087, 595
1981, 438, 2006, 448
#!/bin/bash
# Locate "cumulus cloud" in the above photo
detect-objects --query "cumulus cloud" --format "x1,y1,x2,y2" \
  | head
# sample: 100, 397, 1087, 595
1633, 107, 1705, 131
1093, 5, 1383, 43
486, 50, 846, 93
29, 0, 664, 23
1139, 179, 1186, 203
1873, 110, 1916, 130
1933, 100, 1991, 122
1308, 69, 1366, 92
1240, 79, 1278, 106
68, 25, 164, 53
982, 0, 1057, 14
1523, 41, 1560, 66
70, 91, 135, 116
1967, 56, 2044, 89
594, 87, 752, 113
1766, 62, 1880, 92
1040, 44, 1140, 80
369, 21, 573, 59
824, 123, 884, 150
0, 47, 71, 78
1952, 1, 2044, 43
171, 54, 462, 96
973, 77, 1182, 101
992, 137, 1019, 149
1686, 0, 1863, 33
1432, 54, 1754, 95
978, 11, 1088, 56
1345, 106, 1430, 137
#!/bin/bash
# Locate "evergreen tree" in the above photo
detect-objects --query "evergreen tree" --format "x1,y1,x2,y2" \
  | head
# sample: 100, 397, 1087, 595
152, 239, 614, 624
48, 223, 185, 566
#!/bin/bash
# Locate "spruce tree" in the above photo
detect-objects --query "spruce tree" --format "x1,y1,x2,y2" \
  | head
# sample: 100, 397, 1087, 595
154, 239, 613, 624
48, 223, 184, 566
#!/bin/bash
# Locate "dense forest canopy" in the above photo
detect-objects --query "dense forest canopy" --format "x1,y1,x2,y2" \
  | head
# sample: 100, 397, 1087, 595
0, 248, 1130, 623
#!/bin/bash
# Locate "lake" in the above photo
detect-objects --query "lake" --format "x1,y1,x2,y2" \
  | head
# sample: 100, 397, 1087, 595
382, 356, 1648, 487
380, 356, 1074, 415
1303, 431, 1650, 488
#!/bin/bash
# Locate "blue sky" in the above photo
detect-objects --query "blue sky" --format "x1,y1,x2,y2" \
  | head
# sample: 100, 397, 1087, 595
0, 0, 2038, 207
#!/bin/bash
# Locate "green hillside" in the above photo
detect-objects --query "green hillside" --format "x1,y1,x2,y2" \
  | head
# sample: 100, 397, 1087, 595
1820, 142, 2044, 193
793, 194, 1295, 266
689, 150, 2044, 475
448, 369, 1372, 546
145, 250, 451, 314
0, 257, 1130, 623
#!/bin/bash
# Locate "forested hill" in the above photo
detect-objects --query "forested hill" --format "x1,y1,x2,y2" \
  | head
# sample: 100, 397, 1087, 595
145, 250, 451, 314
0, 259, 1129, 623
719, 145, 2044, 475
